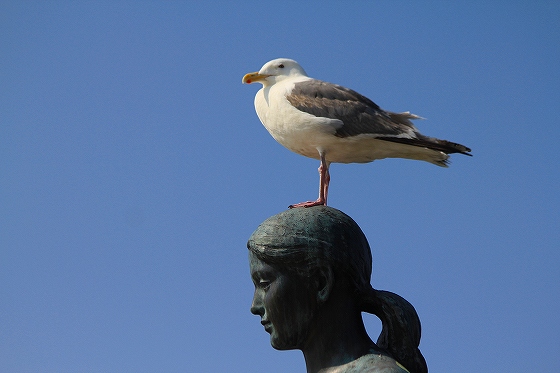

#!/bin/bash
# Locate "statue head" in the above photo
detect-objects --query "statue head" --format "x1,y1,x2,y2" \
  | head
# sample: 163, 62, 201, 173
247, 206, 427, 373
247, 206, 370, 350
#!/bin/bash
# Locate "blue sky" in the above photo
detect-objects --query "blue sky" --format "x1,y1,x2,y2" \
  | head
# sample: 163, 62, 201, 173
1, 1, 559, 372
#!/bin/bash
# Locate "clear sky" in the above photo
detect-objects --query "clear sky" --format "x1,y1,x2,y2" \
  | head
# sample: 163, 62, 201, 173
1, 1, 559, 372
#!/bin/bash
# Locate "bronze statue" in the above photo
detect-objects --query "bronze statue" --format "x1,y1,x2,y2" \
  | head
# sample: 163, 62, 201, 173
248, 206, 427, 373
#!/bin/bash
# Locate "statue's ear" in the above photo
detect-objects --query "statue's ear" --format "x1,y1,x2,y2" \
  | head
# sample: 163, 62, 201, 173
316, 266, 334, 304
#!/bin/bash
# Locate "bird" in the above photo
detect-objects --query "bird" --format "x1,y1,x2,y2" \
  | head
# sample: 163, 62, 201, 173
242, 58, 471, 208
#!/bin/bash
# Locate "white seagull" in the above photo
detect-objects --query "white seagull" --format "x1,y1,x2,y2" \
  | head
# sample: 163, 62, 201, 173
242, 58, 471, 208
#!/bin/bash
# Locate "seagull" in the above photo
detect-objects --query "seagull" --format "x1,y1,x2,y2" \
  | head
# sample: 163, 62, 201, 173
242, 58, 471, 208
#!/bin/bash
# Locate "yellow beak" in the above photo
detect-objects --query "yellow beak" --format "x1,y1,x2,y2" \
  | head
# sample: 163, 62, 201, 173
242, 72, 271, 84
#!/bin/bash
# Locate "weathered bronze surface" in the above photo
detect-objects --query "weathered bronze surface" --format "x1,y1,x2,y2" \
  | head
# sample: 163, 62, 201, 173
248, 206, 427, 373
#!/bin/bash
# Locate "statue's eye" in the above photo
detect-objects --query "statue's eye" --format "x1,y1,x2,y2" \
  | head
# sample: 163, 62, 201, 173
259, 279, 271, 290
278, 64, 284, 68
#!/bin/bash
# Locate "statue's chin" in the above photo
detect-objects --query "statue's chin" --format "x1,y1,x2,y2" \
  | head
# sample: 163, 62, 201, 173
270, 335, 300, 351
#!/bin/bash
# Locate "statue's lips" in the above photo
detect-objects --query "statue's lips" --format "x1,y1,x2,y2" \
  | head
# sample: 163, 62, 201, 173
261, 320, 272, 332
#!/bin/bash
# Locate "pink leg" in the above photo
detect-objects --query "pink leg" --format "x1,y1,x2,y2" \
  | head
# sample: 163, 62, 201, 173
289, 153, 330, 209
321, 159, 330, 205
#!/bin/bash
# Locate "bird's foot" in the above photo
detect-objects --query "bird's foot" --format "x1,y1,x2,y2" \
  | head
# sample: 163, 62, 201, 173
288, 199, 326, 209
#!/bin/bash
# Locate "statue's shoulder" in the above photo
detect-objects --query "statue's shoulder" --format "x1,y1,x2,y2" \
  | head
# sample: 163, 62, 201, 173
322, 353, 410, 373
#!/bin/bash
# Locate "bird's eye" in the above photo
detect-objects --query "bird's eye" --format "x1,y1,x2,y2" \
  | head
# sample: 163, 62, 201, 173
278, 64, 284, 68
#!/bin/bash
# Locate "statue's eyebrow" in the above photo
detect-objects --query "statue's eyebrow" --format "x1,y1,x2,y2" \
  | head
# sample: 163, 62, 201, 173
250, 268, 276, 282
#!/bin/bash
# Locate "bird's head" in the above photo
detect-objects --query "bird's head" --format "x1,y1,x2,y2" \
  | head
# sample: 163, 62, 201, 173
242, 58, 308, 86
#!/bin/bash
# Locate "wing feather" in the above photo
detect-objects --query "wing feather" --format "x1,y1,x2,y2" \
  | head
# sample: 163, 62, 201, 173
286, 79, 472, 156
286, 79, 416, 138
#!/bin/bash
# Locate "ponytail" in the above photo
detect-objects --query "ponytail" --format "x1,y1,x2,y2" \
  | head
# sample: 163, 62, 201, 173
361, 286, 427, 373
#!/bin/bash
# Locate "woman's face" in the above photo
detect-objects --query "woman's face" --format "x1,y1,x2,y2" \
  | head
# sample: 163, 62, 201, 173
249, 251, 318, 350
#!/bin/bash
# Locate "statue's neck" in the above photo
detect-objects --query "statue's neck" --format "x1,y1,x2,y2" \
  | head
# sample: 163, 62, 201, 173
301, 304, 380, 373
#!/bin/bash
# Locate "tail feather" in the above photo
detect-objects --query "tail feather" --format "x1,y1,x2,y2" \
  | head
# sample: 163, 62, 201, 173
385, 112, 472, 156
377, 135, 472, 156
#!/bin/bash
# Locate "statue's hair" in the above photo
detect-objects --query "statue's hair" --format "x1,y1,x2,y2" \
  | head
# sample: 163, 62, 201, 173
247, 206, 427, 373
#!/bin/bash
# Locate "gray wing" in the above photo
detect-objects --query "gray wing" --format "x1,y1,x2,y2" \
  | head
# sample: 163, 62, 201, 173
287, 79, 472, 155
286, 79, 416, 137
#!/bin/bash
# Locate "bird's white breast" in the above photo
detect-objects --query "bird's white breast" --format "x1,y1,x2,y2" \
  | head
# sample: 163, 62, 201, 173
254, 77, 341, 160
